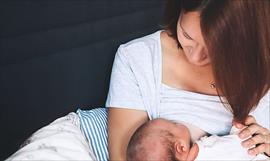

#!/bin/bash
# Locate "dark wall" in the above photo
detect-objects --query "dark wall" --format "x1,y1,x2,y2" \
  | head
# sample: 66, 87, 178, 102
0, 0, 165, 159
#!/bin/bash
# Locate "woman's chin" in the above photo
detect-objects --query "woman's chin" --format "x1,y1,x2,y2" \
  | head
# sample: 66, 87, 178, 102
187, 59, 211, 67
183, 53, 210, 67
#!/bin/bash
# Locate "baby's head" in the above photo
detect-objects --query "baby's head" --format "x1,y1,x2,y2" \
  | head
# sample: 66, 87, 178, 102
127, 118, 192, 161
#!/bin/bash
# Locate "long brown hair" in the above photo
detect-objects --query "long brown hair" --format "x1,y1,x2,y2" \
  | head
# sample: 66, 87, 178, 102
164, 0, 270, 123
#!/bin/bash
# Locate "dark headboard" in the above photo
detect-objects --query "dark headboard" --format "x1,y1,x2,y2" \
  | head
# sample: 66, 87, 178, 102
0, 0, 165, 159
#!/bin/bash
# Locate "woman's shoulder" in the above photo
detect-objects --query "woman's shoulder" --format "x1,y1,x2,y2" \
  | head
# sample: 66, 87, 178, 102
117, 30, 162, 57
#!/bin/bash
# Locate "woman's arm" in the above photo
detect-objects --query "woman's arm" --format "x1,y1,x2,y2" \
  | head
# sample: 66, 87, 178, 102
108, 108, 148, 161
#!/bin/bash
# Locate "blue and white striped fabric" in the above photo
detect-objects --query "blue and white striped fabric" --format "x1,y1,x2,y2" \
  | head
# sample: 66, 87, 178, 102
77, 108, 108, 161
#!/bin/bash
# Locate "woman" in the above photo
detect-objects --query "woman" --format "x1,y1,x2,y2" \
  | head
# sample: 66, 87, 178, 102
106, 0, 270, 160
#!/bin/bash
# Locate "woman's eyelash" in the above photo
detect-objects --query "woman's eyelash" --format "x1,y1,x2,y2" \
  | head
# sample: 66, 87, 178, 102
183, 32, 193, 40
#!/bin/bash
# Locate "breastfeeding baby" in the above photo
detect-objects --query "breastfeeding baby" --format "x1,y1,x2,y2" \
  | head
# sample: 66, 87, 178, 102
127, 118, 269, 161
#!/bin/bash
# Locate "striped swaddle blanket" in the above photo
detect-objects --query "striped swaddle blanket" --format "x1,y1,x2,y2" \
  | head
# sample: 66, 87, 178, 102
77, 108, 108, 161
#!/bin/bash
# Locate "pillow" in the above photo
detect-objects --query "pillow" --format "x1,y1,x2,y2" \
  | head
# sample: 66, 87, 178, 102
6, 112, 96, 160
77, 108, 108, 161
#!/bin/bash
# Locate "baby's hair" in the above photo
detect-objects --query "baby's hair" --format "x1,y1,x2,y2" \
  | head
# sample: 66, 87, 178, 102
126, 119, 179, 161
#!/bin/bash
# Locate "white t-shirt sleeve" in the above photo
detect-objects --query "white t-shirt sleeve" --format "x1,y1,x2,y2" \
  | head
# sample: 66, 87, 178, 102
105, 45, 145, 111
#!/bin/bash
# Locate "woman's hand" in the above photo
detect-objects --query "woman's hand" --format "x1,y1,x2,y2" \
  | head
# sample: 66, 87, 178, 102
233, 115, 270, 156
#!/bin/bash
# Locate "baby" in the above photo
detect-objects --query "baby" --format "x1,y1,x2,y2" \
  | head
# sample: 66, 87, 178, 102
126, 118, 269, 161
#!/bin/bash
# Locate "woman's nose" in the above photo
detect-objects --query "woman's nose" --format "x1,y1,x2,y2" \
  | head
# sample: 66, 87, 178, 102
190, 46, 207, 62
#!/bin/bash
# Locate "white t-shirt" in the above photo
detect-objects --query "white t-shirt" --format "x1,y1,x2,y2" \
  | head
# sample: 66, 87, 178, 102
195, 126, 269, 160
105, 30, 270, 136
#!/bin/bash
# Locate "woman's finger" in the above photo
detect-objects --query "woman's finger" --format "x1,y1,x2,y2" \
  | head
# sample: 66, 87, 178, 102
239, 124, 269, 139
263, 134, 270, 144
241, 134, 266, 148
244, 115, 257, 126
233, 120, 245, 129
238, 124, 261, 139
248, 143, 270, 156
232, 115, 256, 129
259, 127, 270, 136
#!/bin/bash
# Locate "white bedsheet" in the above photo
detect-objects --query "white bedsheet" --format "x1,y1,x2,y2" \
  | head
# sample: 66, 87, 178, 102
6, 112, 96, 161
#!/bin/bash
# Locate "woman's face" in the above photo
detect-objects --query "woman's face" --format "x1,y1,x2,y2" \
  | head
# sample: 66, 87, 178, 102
177, 11, 210, 66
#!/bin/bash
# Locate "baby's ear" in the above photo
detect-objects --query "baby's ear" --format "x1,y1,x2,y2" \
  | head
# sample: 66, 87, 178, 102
174, 140, 187, 153
174, 139, 189, 160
